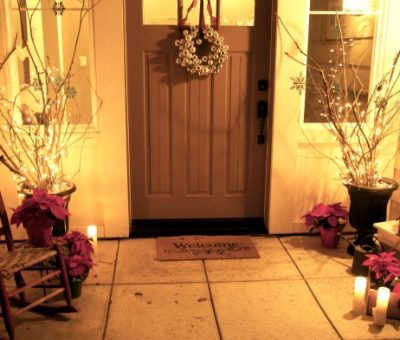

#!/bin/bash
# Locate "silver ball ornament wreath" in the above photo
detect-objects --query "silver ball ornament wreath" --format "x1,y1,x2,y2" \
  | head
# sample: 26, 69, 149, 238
175, 25, 229, 76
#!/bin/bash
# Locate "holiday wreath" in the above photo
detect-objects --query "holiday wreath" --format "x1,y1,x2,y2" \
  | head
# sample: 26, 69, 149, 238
175, 25, 229, 76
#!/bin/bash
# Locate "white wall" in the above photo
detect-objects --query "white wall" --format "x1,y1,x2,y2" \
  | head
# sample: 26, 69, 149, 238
0, 0, 130, 239
268, 0, 400, 234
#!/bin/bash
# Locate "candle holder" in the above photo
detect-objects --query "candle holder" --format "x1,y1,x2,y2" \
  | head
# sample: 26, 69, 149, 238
352, 271, 400, 324
366, 288, 400, 321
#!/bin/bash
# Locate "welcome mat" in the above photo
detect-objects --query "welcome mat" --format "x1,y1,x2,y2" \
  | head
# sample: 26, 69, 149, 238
156, 235, 260, 261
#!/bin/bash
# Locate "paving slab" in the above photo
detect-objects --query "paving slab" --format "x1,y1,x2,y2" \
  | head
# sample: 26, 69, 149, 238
308, 277, 400, 340
85, 240, 118, 285
114, 239, 207, 284
0, 285, 111, 340
280, 236, 353, 278
105, 283, 219, 340
205, 237, 301, 282
211, 280, 340, 340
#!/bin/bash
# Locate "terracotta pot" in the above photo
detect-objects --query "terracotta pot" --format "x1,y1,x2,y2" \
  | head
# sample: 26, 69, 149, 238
367, 289, 400, 320
26, 224, 53, 247
318, 226, 342, 249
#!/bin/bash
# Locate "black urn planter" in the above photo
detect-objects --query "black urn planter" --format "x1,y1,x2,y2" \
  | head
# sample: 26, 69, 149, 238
345, 177, 398, 243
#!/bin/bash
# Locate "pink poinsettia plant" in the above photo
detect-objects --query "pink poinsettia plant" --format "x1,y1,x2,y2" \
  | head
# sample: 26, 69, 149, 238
11, 189, 69, 230
302, 202, 348, 230
61, 231, 94, 282
363, 251, 400, 298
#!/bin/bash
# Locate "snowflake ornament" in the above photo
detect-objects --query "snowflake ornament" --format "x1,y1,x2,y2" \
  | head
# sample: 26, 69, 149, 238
375, 96, 388, 110
32, 78, 41, 91
52, 1, 65, 15
53, 75, 64, 89
64, 86, 77, 98
290, 72, 305, 95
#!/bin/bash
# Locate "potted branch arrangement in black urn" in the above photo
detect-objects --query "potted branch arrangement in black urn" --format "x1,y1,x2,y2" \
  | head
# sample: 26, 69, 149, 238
280, 15, 400, 251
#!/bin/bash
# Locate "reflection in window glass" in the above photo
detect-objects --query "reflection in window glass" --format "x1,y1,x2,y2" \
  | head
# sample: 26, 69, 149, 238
143, 0, 254, 26
221, 1, 254, 26
304, 13, 377, 123
10, 0, 93, 123
143, 0, 177, 25
178, 0, 217, 27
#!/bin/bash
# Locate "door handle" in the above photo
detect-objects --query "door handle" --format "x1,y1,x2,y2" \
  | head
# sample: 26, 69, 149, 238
257, 100, 268, 144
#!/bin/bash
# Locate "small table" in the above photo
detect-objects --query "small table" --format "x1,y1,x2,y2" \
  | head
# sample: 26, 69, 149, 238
374, 220, 400, 251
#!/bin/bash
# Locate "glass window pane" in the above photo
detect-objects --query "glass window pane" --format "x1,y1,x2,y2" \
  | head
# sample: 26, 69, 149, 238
179, 0, 217, 27
143, 0, 254, 27
143, 0, 177, 25
11, 0, 86, 10
221, 1, 254, 26
304, 14, 377, 123
310, 0, 378, 12
10, 1, 93, 123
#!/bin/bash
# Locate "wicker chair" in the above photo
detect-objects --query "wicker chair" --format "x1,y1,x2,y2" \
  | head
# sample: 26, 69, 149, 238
0, 191, 78, 339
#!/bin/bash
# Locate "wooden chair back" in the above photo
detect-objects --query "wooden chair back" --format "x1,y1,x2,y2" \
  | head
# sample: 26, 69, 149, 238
0, 190, 78, 339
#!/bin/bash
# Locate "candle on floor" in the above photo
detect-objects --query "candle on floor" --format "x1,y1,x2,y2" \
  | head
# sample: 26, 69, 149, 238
352, 276, 367, 315
87, 224, 98, 254
373, 286, 390, 326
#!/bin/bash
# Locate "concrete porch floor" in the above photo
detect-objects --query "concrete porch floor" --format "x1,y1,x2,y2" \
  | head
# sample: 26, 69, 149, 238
1, 236, 400, 340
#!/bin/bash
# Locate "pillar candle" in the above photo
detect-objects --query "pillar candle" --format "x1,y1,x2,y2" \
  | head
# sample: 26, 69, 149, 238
352, 276, 367, 315
87, 224, 98, 254
373, 286, 390, 326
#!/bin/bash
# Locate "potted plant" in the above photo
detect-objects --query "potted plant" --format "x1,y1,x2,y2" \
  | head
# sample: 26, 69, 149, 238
60, 231, 94, 299
11, 189, 69, 247
363, 251, 400, 291
279, 16, 400, 245
302, 202, 349, 248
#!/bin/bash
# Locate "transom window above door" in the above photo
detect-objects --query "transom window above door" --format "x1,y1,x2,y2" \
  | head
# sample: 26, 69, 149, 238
143, 0, 255, 26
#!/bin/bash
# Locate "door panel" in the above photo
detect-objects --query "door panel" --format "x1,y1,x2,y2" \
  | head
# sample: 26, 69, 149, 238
145, 52, 172, 196
126, 0, 271, 219
186, 77, 212, 195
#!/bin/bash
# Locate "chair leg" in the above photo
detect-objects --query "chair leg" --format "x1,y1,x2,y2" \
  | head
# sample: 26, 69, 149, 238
0, 273, 15, 340
13, 272, 26, 301
54, 243, 75, 309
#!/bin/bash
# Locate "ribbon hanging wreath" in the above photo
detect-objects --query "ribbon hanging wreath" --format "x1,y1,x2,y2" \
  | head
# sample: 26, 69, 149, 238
175, 0, 229, 76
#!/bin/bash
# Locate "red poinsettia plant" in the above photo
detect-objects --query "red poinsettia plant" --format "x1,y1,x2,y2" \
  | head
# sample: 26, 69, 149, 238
363, 251, 400, 298
302, 202, 348, 231
61, 231, 94, 282
11, 189, 69, 230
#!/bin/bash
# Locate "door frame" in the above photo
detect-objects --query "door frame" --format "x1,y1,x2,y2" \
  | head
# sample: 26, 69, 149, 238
125, 0, 276, 235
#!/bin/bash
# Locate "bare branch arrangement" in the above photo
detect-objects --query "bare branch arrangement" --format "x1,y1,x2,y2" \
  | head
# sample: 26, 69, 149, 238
0, 0, 101, 193
279, 15, 400, 188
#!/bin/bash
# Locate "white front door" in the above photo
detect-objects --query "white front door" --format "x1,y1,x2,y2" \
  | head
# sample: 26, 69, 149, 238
269, 0, 400, 233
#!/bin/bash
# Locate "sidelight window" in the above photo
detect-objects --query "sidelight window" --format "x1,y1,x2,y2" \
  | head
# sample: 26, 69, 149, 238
304, 0, 379, 123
